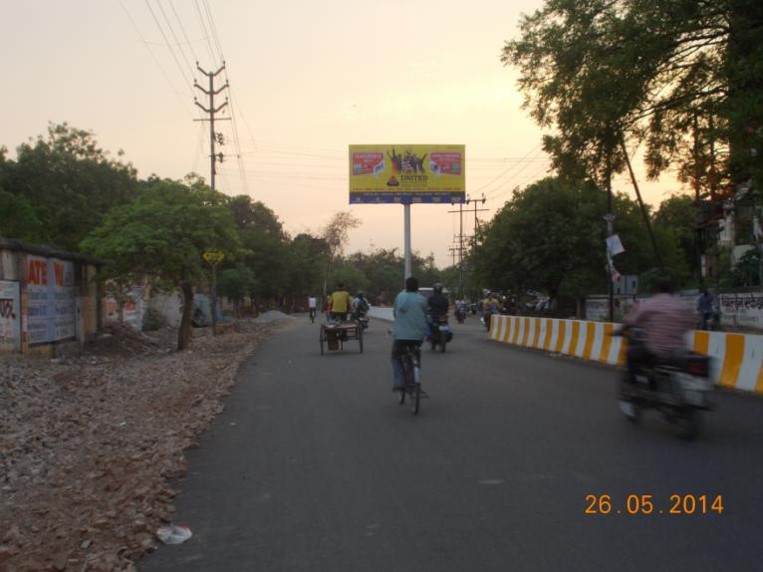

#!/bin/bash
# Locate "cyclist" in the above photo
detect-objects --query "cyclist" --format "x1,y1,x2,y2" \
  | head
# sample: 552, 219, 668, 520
391, 276, 428, 392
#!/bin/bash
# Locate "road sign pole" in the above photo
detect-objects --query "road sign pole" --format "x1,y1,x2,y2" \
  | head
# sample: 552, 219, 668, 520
211, 265, 218, 336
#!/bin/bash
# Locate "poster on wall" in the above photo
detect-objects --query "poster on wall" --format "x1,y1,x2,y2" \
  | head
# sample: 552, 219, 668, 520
26, 255, 76, 344
349, 144, 465, 204
0, 280, 21, 351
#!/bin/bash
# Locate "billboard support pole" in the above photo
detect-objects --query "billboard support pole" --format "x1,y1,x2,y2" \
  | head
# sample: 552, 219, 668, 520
404, 202, 412, 281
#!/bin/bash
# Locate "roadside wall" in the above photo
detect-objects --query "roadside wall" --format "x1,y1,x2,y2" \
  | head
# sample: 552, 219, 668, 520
489, 315, 763, 395
0, 238, 104, 355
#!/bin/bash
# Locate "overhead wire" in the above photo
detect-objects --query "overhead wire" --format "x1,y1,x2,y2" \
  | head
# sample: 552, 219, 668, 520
118, 0, 194, 118
472, 142, 543, 194
144, 0, 195, 93
155, 0, 196, 80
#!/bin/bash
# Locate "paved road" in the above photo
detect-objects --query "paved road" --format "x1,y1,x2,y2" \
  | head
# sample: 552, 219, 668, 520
141, 315, 763, 571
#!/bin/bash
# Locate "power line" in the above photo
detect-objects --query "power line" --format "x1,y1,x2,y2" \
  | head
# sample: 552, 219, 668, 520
472, 142, 543, 194
193, 0, 218, 66
168, 0, 199, 62
118, 0, 194, 116
144, 0, 194, 93
155, 0, 196, 80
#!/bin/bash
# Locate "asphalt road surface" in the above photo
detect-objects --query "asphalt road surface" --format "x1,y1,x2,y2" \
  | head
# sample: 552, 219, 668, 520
141, 315, 763, 571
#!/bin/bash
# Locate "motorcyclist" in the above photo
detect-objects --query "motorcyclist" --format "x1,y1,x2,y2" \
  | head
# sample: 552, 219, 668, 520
352, 291, 370, 319
622, 278, 694, 385
427, 283, 449, 337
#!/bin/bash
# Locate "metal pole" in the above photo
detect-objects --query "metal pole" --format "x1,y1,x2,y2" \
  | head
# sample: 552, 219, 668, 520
211, 265, 218, 335
458, 201, 464, 297
404, 203, 412, 281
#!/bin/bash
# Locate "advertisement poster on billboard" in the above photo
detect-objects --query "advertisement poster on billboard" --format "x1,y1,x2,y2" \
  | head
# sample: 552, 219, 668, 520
26, 255, 76, 344
349, 144, 465, 204
0, 280, 21, 351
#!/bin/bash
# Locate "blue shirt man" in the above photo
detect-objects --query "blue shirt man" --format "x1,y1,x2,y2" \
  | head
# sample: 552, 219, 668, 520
391, 276, 428, 390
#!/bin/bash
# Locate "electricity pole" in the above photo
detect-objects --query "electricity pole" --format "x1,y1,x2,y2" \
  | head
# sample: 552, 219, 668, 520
194, 62, 230, 192
449, 194, 488, 298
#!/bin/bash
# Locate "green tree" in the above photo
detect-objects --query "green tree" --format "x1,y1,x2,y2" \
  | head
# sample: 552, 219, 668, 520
218, 264, 256, 317
229, 196, 291, 310
81, 178, 239, 350
503, 0, 763, 198
0, 123, 138, 250
0, 191, 44, 242
653, 194, 699, 279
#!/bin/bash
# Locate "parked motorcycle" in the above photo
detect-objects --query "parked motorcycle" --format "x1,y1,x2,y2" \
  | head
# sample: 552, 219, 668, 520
429, 315, 452, 352
616, 327, 713, 440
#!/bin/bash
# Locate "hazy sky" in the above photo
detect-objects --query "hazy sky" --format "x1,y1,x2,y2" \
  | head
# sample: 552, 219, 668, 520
2, 0, 682, 268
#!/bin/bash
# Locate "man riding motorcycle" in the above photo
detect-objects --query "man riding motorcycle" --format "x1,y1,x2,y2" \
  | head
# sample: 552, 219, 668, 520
620, 278, 694, 403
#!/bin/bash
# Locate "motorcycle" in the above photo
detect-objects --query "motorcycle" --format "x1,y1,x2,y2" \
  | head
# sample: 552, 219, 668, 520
616, 327, 713, 440
429, 315, 452, 352
455, 307, 466, 324
352, 310, 369, 330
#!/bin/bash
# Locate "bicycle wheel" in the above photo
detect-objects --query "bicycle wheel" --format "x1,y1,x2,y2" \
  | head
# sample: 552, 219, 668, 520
319, 326, 325, 355
411, 381, 421, 415
410, 354, 421, 415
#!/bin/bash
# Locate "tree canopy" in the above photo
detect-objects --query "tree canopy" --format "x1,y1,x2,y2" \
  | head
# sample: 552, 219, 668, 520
503, 0, 763, 196
81, 177, 240, 349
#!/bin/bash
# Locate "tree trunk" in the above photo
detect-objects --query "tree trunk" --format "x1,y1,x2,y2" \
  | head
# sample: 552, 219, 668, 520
177, 281, 194, 351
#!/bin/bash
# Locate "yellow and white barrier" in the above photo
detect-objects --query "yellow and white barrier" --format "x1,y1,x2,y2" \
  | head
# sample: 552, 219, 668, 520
489, 315, 763, 395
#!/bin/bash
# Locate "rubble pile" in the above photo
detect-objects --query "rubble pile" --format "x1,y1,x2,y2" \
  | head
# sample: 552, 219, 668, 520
0, 319, 278, 571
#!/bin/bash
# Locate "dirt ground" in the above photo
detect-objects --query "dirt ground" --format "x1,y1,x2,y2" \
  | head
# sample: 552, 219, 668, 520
0, 315, 292, 571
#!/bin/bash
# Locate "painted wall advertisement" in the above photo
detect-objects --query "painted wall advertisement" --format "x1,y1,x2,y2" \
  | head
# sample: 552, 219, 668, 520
0, 280, 21, 351
349, 144, 465, 204
719, 292, 763, 329
26, 255, 76, 344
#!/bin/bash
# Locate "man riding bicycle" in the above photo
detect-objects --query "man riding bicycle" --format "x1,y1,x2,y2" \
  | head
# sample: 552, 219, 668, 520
391, 276, 428, 392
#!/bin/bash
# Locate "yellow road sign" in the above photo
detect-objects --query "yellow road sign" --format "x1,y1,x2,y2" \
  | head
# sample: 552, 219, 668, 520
203, 249, 225, 266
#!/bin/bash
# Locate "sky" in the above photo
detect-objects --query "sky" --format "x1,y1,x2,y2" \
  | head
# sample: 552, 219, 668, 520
1, 0, 684, 268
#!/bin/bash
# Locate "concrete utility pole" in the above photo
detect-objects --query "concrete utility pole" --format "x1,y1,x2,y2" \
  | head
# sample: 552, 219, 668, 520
194, 62, 230, 192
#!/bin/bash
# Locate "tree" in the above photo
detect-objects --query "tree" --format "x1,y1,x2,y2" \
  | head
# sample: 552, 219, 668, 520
81, 178, 239, 350
0, 123, 138, 250
320, 211, 362, 289
218, 264, 256, 317
654, 194, 699, 279
503, 1, 763, 198
0, 191, 44, 242
229, 196, 291, 310
471, 176, 687, 311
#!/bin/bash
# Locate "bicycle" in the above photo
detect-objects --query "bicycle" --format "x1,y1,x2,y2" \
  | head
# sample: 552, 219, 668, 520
397, 342, 423, 415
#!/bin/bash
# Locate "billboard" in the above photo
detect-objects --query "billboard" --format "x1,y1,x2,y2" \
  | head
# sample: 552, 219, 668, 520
349, 144, 465, 204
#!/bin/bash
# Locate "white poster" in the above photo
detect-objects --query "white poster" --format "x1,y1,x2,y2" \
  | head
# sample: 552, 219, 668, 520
0, 280, 21, 351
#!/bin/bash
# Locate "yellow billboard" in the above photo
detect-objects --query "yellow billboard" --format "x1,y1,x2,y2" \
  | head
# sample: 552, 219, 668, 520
349, 144, 465, 204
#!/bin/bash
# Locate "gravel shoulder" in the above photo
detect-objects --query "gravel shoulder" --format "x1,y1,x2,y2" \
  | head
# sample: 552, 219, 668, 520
0, 314, 295, 571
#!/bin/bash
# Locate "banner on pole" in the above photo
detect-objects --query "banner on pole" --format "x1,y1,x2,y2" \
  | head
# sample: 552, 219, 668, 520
349, 144, 465, 204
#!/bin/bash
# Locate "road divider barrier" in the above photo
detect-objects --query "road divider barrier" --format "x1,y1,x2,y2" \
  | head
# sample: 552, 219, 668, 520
489, 315, 763, 395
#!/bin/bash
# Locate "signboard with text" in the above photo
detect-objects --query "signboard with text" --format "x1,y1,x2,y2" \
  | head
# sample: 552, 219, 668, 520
349, 144, 465, 204
0, 280, 21, 351
26, 255, 76, 344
